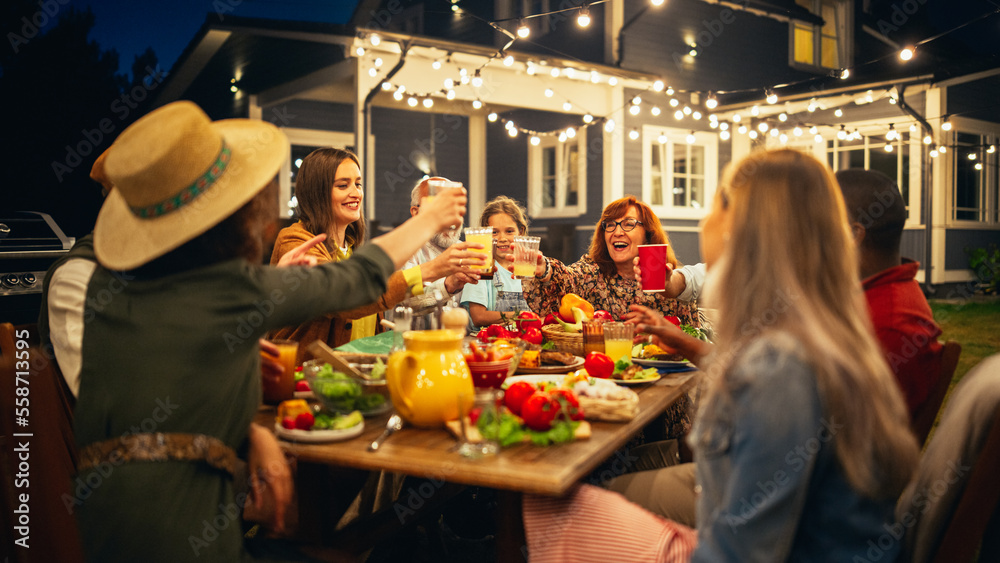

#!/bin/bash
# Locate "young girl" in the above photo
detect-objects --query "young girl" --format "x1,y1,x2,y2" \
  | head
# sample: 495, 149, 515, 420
522, 149, 919, 562
461, 195, 531, 330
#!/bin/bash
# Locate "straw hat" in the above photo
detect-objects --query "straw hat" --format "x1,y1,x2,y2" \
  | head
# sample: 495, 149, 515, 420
95, 101, 289, 270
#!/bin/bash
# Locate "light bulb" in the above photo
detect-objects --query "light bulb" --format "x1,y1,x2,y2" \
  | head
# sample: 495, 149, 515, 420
472, 100, 483, 109
590, 71, 599, 83
488, 112, 498, 122
968, 152, 977, 160
432, 59, 442, 70
608, 77, 618, 86
766, 90, 778, 104
720, 130, 731, 141
471, 71, 483, 88
652, 0, 665, 5
356, 47, 365, 57
719, 122, 729, 131
686, 132, 696, 144
550, 67, 560, 78
508, 127, 518, 137
517, 20, 529, 38
632, 95, 642, 105
780, 134, 788, 144
758, 122, 769, 133
674, 110, 684, 120
749, 130, 759, 139
583, 114, 594, 123
423, 98, 433, 108
669, 98, 679, 107
444, 78, 454, 89
651, 106, 661, 116
900, 46, 914, 61
840, 68, 850, 79
563, 102, 572, 111
530, 135, 540, 146
407, 97, 418, 107
629, 105, 640, 116
577, 7, 591, 27
923, 135, 932, 145
815, 134, 824, 143
834, 108, 843, 117
942, 120, 952, 131
370, 34, 381, 46
658, 134, 667, 144
374, 57, 383, 67
629, 128, 639, 141
884, 144, 893, 152
732, 113, 741, 123
692, 111, 702, 120
446, 90, 456, 100
381, 81, 392, 90
975, 162, 983, 170
793, 126, 802, 136
368, 68, 377, 77
544, 88, 553, 97
604, 119, 615, 133
930, 149, 939, 158
503, 54, 514, 66
653, 80, 665, 92
566, 127, 576, 138
751, 105, 760, 116
778, 113, 788, 122
705, 93, 718, 109
738, 125, 748, 134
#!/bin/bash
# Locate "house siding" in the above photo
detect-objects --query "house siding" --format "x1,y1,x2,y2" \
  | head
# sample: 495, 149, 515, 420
372, 107, 470, 227
945, 229, 1000, 271
620, 0, 818, 92
262, 99, 354, 132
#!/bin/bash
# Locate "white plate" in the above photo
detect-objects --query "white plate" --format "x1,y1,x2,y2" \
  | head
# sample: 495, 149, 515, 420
515, 356, 585, 375
631, 358, 697, 373
274, 420, 364, 443
610, 373, 661, 386
503, 373, 572, 388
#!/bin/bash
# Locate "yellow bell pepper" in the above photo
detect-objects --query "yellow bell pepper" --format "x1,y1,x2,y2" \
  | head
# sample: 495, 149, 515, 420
559, 293, 594, 322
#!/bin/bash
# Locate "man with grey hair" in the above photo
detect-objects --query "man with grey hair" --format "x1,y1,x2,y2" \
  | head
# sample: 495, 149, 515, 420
395, 177, 484, 312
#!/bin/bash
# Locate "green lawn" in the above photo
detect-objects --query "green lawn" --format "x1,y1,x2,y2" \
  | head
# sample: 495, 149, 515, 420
929, 298, 1000, 384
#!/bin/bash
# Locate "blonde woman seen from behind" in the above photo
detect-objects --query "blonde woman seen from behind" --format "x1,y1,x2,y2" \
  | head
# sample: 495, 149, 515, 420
522, 149, 919, 562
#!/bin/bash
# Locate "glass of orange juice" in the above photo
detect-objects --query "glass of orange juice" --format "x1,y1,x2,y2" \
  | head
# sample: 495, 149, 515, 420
602, 323, 634, 364
261, 339, 298, 404
464, 227, 494, 272
512, 236, 541, 279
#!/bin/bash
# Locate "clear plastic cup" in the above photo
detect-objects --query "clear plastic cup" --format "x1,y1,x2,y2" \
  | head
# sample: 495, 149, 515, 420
464, 227, 494, 272
603, 322, 635, 363
512, 236, 541, 279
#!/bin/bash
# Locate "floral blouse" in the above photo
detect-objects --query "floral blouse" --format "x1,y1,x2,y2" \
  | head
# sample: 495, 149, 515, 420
522, 254, 698, 440
523, 255, 699, 327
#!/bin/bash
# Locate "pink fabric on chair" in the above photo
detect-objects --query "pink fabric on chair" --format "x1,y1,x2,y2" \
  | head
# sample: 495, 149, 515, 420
523, 484, 697, 562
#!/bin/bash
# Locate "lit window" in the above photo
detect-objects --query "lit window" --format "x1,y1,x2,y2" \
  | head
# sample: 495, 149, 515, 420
791, 0, 849, 70
528, 129, 587, 218
953, 132, 999, 223
642, 127, 718, 218
824, 131, 917, 224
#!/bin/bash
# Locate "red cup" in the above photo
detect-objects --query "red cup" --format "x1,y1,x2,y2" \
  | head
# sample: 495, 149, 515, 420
638, 244, 668, 292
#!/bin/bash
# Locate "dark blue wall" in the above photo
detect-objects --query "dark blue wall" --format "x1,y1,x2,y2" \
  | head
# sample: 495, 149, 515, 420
945, 229, 1000, 270
262, 99, 354, 131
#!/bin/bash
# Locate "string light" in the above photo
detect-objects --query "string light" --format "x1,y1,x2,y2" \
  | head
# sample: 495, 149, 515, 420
472, 100, 483, 109
651, 0, 665, 5
446, 90, 456, 100
719, 122, 729, 131
381, 81, 392, 91
356, 46, 365, 57
674, 110, 684, 120
886, 124, 897, 141
942, 119, 952, 131
629, 128, 640, 141
968, 152, 977, 160
778, 113, 788, 122
884, 143, 893, 152
517, 19, 530, 38
705, 92, 718, 109
583, 114, 594, 123
838, 125, 847, 140
692, 111, 702, 120
686, 131, 696, 144
577, 5, 591, 27
793, 126, 802, 136
563, 101, 573, 111
566, 127, 576, 138
930, 149, 940, 158
471, 70, 483, 88
530, 135, 540, 145
488, 112, 498, 122
653, 80, 665, 92
765, 90, 778, 104
423, 98, 434, 108
432, 59, 442, 70
720, 130, 730, 141
651, 106, 661, 116
840, 68, 850, 79
738, 124, 748, 134
669, 98, 680, 107
989, 145, 996, 154
658, 133, 668, 144
815, 134, 824, 143
900, 46, 914, 61
923, 134, 933, 145
749, 130, 759, 139
758, 122, 769, 133
407, 97, 418, 107
629, 104, 641, 115
503, 54, 514, 66
544, 88, 554, 97
605, 119, 616, 133
608, 77, 618, 86
975, 162, 983, 170
834, 108, 843, 117
550, 67, 560, 78
369, 34, 381, 47
732, 114, 741, 123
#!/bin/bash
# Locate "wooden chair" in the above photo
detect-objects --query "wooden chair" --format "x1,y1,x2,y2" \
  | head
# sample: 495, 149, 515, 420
911, 340, 962, 445
0, 322, 84, 563
899, 354, 1000, 563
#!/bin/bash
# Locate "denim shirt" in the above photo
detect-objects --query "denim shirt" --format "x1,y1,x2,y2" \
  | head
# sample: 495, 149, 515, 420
690, 333, 900, 563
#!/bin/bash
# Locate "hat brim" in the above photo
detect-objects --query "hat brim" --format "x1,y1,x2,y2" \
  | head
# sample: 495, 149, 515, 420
94, 119, 289, 271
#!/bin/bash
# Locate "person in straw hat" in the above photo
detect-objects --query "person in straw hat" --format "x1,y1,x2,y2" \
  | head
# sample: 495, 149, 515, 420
57, 100, 466, 562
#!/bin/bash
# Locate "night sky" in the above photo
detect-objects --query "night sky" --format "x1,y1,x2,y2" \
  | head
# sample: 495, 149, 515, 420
84, 0, 359, 79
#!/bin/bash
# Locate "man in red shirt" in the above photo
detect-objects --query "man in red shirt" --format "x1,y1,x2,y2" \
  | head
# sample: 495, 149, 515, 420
836, 169, 943, 416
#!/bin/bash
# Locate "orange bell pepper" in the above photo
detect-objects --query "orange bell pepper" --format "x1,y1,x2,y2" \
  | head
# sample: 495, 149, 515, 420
559, 293, 594, 322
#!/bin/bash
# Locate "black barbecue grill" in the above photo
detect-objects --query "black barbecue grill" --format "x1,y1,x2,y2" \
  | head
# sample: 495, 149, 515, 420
0, 212, 75, 325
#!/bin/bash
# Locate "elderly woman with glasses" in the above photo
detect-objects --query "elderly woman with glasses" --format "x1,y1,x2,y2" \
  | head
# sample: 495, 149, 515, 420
524, 195, 698, 326
523, 195, 698, 439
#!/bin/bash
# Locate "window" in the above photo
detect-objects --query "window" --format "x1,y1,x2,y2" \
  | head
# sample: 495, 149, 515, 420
791, 0, 848, 70
528, 130, 586, 218
953, 132, 999, 223
825, 131, 918, 224
642, 127, 718, 219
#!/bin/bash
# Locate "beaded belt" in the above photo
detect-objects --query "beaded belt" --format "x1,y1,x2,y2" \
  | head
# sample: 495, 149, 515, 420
77, 433, 238, 477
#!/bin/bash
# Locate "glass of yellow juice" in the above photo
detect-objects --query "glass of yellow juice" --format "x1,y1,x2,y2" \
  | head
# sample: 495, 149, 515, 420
464, 227, 494, 272
512, 235, 541, 279
261, 339, 298, 404
602, 322, 634, 364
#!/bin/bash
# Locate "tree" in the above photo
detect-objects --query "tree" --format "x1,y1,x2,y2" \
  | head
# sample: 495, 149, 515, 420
1, 3, 158, 237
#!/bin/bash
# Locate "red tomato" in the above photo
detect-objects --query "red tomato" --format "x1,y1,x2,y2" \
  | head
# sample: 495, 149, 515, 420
664, 315, 681, 327
521, 392, 561, 431
469, 406, 483, 426
542, 312, 560, 327
548, 389, 584, 421
520, 326, 543, 345
584, 351, 614, 379
515, 311, 542, 333
281, 416, 297, 430
295, 412, 315, 430
504, 381, 537, 416
295, 380, 311, 392
486, 324, 512, 340
592, 310, 614, 321
477, 328, 490, 343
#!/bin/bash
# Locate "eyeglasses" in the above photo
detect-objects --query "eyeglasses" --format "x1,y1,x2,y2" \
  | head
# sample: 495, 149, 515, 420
602, 218, 643, 232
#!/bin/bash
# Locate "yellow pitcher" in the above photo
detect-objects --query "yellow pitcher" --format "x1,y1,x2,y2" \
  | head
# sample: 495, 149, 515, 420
386, 330, 473, 428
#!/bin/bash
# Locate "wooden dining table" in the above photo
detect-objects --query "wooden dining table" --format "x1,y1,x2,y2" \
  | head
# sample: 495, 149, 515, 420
258, 371, 698, 561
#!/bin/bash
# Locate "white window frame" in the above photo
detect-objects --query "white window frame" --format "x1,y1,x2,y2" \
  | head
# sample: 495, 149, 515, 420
789, 0, 851, 72
949, 118, 1000, 227
810, 119, 923, 228
279, 127, 375, 219
527, 129, 587, 218
641, 125, 718, 220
